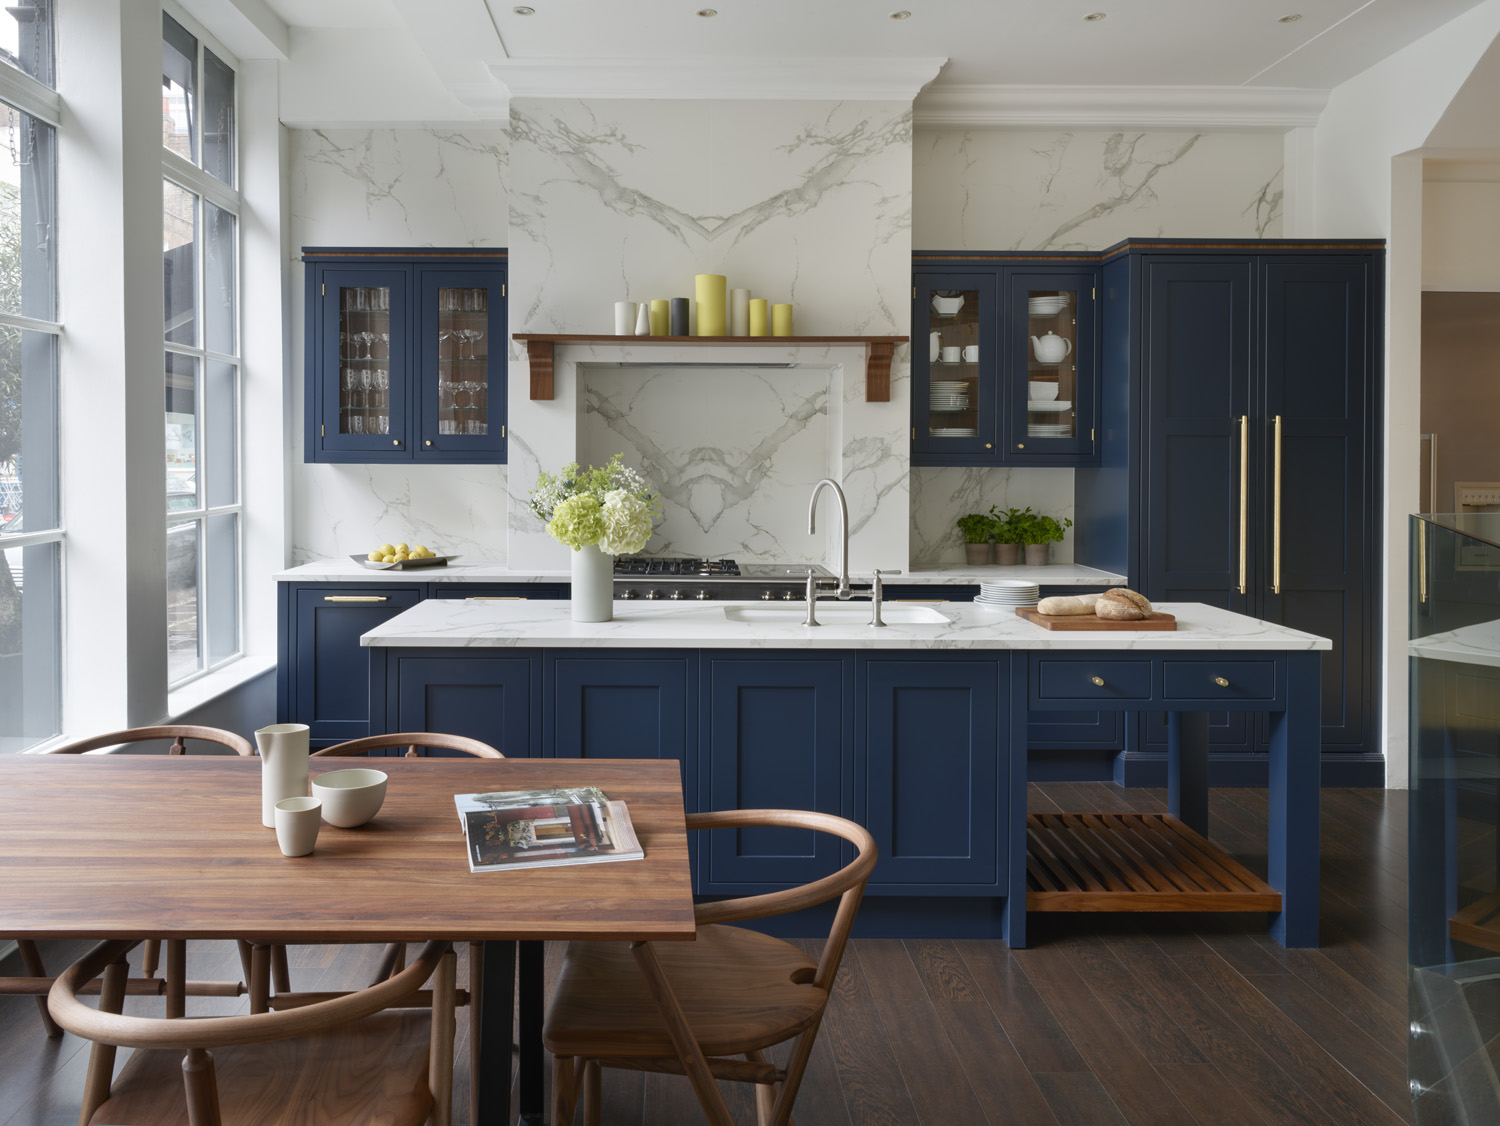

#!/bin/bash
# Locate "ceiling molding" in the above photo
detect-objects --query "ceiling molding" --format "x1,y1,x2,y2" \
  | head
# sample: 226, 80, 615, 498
490, 56, 947, 102
913, 85, 1329, 130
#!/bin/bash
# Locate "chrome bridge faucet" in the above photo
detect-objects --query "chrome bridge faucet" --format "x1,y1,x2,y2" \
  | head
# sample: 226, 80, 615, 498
803, 478, 900, 627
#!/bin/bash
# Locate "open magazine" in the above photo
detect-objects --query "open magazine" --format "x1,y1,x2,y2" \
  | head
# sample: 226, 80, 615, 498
454, 786, 644, 873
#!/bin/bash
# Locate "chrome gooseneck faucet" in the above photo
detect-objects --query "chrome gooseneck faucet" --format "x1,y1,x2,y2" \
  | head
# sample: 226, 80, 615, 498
807, 477, 851, 599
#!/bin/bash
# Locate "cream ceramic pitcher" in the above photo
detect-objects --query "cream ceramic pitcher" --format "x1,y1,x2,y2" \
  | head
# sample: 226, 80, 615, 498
256, 723, 311, 828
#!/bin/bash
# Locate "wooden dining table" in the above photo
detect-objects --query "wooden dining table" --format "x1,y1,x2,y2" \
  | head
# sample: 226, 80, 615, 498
0, 754, 696, 1126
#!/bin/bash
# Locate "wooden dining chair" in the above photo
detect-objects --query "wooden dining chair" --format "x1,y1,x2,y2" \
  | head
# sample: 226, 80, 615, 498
311, 731, 504, 759
543, 808, 878, 1126
2, 725, 254, 1038
48, 936, 457, 1126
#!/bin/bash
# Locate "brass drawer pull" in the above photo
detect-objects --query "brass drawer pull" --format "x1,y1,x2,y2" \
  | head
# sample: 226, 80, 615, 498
1214, 676, 1230, 688
324, 596, 388, 602
1090, 676, 1105, 687
466, 596, 526, 601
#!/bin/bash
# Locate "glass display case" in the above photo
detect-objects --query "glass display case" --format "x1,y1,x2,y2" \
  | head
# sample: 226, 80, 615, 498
1006, 271, 1096, 460
913, 272, 997, 461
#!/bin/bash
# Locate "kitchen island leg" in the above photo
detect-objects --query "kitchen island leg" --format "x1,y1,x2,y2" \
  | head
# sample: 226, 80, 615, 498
1267, 650, 1322, 947
1167, 710, 1210, 836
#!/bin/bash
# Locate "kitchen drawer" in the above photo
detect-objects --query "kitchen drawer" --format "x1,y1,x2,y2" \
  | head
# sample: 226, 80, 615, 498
1035, 659, 1152, 702
1162, 660, 1276, 702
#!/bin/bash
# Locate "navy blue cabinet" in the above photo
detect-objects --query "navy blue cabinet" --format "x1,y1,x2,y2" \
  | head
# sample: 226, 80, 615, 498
384, 651, 540, 758
544, 651, 694, 774
1075, 240, 1383, 782
912, 254, 1099, 467
858, 656, 1003, 890
699, 654, 852, 892
304, 249, 506, 464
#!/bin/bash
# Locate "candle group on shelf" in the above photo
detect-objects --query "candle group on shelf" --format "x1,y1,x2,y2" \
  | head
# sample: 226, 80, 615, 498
613, 276, 794, 337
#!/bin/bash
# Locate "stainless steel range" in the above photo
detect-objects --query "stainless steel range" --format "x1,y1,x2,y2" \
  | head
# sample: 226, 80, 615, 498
613, 557, 833, 602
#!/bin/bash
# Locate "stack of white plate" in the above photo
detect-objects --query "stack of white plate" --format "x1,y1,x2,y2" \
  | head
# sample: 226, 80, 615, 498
931, 427, 978, 438
1026, 400, 1072, 413
975, 580, 1039, 611
929, 380, 970, 411
1027, 422, 1072, 437
1028, 294, 1070, 316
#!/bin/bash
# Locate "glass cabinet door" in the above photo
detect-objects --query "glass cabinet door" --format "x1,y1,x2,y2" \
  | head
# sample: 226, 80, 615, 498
420, 269, 505, 460
1006, 271, 1095, 461
913, 272, 997, 461
318, 268, 409, 458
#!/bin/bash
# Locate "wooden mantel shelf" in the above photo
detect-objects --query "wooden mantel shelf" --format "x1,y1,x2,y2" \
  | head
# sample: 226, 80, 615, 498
512, 333, 907, 403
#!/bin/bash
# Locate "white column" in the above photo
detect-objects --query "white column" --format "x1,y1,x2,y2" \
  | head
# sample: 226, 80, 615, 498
1281, 127, 1317, 237
58, 0, 168, 730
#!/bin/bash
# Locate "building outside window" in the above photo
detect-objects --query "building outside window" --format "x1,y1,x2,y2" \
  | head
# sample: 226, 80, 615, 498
162, 8, 240, 687
0, 0, 58, 751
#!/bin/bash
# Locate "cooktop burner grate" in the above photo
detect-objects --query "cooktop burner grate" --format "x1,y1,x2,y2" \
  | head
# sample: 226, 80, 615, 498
613, 557, 742, 578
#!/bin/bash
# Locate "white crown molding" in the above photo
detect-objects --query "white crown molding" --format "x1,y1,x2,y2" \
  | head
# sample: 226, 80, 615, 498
491, 56, 947, 102
913, 85, 1329, 131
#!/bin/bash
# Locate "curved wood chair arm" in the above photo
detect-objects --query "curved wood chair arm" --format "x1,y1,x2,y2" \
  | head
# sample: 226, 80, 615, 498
43, 725, 254, 757
49, 939, 450, 1051
313, 732, 504, 759
686, 809, 877, 927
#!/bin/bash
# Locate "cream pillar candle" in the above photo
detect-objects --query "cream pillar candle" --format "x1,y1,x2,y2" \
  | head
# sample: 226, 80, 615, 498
694, 274, 727, 336
771, 303, 794, 337
748, 298, 768, 337
729, 288, 750, 336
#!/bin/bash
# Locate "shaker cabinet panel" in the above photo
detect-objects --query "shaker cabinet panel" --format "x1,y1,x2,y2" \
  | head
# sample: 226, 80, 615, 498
390, 653, 539, 759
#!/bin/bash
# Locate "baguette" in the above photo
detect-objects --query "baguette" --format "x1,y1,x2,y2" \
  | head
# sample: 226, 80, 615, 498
1096, 588, 1152, 621
1037, 594, 1100, 616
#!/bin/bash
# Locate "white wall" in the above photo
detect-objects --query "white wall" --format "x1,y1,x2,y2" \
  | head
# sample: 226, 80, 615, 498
1423, 174, 1500, 291
287, 128, 511, 565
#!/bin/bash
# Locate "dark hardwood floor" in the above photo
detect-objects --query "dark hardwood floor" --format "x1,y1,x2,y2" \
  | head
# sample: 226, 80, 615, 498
1, 783, 1412, 1125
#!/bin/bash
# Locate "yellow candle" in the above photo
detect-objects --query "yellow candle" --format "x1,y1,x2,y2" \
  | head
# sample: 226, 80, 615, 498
748, 298, 768, 337
649, 299, 669, 336
771, 303, 793, 337
694, 274, 727, 336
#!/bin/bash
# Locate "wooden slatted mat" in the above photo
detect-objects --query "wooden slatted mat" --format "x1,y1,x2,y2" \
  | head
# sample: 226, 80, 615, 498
1450, 890, 1500, 954
1026, 812, 1282, 913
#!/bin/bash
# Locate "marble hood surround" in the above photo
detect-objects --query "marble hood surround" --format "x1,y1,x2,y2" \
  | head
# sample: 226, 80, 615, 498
505, 98, 913, 574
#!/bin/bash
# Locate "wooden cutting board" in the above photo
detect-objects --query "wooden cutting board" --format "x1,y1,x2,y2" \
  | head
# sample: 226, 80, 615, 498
1015, 607, 1177, 631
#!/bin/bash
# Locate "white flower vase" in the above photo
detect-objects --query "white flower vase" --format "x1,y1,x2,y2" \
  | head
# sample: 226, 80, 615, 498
255, 723, 310, 829
571, 544, 614, 622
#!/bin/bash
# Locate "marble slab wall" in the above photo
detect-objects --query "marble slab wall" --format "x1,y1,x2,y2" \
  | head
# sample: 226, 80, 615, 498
508, 99, 913, 572
909, 128, 1285, 564
288, 128, 510, 565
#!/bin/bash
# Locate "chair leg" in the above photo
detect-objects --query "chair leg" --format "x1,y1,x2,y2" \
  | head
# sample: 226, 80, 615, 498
582, 1059, 601, 1126
630, 941, 735, 1126
181, 1047, 222, 1126
428, 949, 457, 1126
271, 944, 291, 995
166, 939, 187, 1019
80, 955, 129, 1126
234, 939, 252, 988
746, 1050, 775, 1126
16, 940, 61, 1038
552, 1055, 577, 1126
141, 938, 161, 979
248, 944, 271, 1014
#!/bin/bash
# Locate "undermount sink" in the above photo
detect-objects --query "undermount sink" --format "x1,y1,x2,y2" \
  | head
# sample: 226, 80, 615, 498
722, 604, 951, 625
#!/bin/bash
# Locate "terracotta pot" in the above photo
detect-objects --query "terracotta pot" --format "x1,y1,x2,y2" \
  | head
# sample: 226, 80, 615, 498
994, 543, 1020, 566
1024, 543, 1050, 566
963, 542, 992, 566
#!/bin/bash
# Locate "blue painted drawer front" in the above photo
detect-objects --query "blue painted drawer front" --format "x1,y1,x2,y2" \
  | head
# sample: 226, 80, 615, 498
426, 584, 565, 601
1035, 659, 1152, 702
859, 657, 1002, 889
700, 655, 851, 892
1162, 659, 1276, 702
388, 652, 539, 758
292, 585, 422, 745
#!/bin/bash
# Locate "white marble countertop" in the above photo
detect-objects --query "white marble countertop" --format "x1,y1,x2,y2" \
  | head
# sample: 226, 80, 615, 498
361, 598, 1331, 652
274, 559, 1126, 587
1409, 619, 1500, 669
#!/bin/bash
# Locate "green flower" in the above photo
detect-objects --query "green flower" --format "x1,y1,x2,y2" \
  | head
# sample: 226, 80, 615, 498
546, 494, 606, 550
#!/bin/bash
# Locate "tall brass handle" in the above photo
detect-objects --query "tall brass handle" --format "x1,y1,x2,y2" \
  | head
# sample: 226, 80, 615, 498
324, 595, 388, 602
1273, 414, 1283, 595
466, 596, 526, 601
1238, 415, 1249, 595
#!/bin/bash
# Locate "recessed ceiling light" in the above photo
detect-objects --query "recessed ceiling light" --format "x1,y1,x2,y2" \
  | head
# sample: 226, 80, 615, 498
697, 7, 717, 15
513, 5, 534, 13
1279, 13, 1302, 21
1084, 12, 1107, 21
890, 9, 912, 18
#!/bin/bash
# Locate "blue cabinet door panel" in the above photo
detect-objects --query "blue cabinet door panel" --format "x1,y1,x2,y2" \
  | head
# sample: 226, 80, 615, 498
292, 586, 421, 744
546, 652, 693, 772
418, 267, 506, 462
313, 267, 412, 461
701, 656, 849, 891
860, 658, 1001, 889
391, 654, 538, 758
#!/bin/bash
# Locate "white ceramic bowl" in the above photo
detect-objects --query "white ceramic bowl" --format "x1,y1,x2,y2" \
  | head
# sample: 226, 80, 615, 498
311, 768, 388, 828
1028, 379, 1060, 402
931, 294, 965, 316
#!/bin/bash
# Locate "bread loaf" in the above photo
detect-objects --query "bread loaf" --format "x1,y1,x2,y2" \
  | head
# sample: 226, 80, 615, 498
1096, 588, 1152, 621
1037, 594, 1100, 616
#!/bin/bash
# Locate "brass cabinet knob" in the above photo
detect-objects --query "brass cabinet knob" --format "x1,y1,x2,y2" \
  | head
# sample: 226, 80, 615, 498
1017, 443, 1025, 449
425, 440, 433, 447
392, 440, 400, 446
985, 443, 993, 449
1090, 676, 1104, 687
1214, 676, 1230, 687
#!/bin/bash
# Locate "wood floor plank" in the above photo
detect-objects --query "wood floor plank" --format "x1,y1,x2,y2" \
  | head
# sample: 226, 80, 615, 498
1031, 1072, 1130, 1126
953, 939, 1088, 1075
815, 941, 924, 1126
1154, 1061, 1275, 1126
906, 939, 983, 1002
931, 999, 1061, 1126
1062, 936, 1207, 1066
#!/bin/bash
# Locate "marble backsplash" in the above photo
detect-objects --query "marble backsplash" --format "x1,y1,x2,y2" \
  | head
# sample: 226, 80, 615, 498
910, 466, 1077, 566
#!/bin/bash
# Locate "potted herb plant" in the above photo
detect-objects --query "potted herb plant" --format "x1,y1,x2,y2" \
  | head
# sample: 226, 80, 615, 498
956, 513, 994, 565
989, 505, 1026, 565
1017, 510, 1073, 565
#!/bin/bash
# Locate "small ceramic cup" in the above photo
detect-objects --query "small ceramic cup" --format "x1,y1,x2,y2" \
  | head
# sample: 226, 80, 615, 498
963, 345, 979, 362
941, 345, 961, 363
274, 796, 322, 857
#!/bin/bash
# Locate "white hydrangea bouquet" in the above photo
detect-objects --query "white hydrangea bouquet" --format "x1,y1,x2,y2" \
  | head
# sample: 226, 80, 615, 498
528, 453, 662, 555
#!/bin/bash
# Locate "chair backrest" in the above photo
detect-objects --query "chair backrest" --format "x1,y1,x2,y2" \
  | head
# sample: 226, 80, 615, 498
46, 724, 254, 757
313, 732, 503, 759
686, 809, 876, 993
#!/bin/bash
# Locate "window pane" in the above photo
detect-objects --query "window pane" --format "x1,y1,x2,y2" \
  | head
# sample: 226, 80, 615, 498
205, 360, 236, 508
167, 520, 201, 683
0, 105, 56, 321
205, 512, 238, 665
203, 48, 234, 186
0, 327, 57, 531
0, 0, 54, 89
166, 351, 199, 513
162, 14, 197, 163
204, 202, 235, 355
0, 538, 59, 751
164, 180, 197, 345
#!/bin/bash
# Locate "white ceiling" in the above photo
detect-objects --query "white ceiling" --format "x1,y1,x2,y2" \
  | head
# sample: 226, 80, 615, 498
264, 0, 1490, 90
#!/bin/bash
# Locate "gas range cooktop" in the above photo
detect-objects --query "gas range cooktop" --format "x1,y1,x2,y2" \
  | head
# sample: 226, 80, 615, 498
612, 557, 832, 583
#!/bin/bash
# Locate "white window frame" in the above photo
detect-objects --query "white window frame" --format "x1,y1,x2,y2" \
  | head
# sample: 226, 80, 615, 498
161, 2, 243, 691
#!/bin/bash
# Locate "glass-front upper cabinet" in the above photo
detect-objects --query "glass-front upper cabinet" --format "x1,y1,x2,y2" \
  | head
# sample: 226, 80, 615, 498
304, 249, 506, 464
1004, 270, 1097, 463
912, 272, 998, 462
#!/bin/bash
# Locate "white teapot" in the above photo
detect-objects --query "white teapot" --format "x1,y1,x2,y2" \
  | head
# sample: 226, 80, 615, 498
1031, 331, 1072, 364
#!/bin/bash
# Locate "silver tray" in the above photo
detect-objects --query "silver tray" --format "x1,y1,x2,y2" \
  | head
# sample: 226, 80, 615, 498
350, 553, 460, 570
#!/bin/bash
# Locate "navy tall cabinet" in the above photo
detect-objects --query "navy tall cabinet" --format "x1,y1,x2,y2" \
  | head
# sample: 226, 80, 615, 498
1075, 239, 1384, 784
